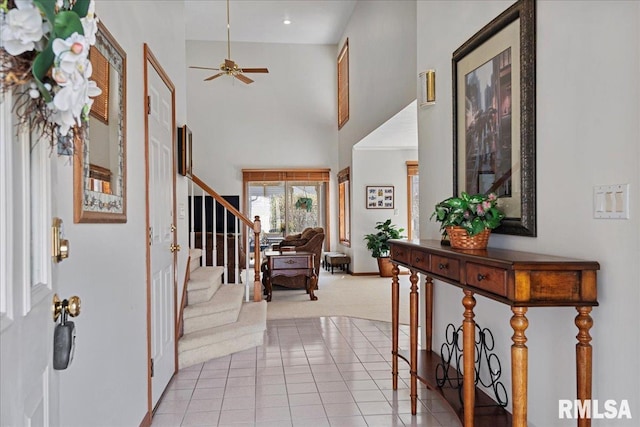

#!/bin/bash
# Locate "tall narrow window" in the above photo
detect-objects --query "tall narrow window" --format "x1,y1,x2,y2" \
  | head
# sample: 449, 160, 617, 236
337, 39, 349, 129
406, 161, 419, 240
338, 167, 350, 246
243, 169, 330, 249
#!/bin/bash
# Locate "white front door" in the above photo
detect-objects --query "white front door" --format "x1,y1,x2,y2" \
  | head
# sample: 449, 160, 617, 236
1, 95, 60, 426
145, 48, 177, 409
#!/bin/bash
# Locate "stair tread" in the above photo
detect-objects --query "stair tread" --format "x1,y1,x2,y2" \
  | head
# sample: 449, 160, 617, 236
189, 249, 203, 273
178, 330, 264, 370
179, 301, 267, 352
183, 284, 244, 319
188, 266, 224, 291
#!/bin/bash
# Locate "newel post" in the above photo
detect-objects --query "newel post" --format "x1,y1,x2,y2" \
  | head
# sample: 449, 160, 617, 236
253, 216, 262, 302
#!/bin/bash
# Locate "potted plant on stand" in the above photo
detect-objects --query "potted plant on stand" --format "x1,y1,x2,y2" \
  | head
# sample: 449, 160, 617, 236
430, 192, 504, 249
364, 219, 405, 277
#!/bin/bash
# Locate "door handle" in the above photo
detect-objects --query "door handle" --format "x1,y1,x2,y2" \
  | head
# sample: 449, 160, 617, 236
52, 294, 80, 370
52, 294, 81, 322
170, 244, 181, 253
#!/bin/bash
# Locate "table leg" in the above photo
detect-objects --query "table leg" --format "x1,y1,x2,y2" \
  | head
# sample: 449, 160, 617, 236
462, 290, 476, 427
308, 272, 318, 301
409, 269, 419, 415
425, 276, 433, 353
265, 273, 272, 302
575, 306, 593, 427
510, 306, 529, 427
391, 263, 400, 390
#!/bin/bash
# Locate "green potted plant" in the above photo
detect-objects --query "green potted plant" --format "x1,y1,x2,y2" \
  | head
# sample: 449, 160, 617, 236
430, 192, 504, 249
364, 219, 405, 277
295, 197, 313, 212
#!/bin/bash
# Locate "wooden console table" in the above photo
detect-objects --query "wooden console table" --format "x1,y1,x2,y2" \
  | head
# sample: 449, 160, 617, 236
263, 251, 317, 302
389, 239, 599, 427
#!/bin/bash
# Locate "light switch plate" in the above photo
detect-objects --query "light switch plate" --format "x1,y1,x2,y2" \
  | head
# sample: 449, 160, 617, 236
593, 184, 629, 219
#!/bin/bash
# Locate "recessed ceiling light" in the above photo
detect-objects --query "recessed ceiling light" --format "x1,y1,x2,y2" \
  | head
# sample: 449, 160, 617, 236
283, 19, 292, 25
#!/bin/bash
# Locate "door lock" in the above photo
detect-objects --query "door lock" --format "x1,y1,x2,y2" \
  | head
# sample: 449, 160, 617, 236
52, 217, 69, 263
170, 244, 181, 253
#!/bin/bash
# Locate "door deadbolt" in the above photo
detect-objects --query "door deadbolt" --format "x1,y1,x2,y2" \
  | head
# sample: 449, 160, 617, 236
52, 217, 69, 263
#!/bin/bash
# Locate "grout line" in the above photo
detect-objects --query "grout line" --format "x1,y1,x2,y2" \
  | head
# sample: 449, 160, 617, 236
154, 316, 459, 427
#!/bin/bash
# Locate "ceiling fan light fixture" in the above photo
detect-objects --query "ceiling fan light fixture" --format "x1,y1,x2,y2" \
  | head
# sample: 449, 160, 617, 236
188, 0, 269, 84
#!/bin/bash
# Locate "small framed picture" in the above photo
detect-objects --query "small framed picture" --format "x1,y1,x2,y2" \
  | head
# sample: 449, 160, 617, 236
366, 186, 394, 209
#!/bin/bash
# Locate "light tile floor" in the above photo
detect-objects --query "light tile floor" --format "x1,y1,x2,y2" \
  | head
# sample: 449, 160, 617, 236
152, 316, 462, 427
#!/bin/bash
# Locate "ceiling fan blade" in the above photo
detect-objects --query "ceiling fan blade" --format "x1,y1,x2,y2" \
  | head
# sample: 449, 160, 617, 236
225, 59, 236, 69
190, 66, 220, 71
234, 74, 254, 84
204, 72, 225, 81
240, 68, 269, 74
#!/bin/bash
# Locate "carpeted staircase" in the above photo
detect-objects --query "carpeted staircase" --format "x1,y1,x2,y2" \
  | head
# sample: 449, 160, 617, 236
178, 249, 267, 369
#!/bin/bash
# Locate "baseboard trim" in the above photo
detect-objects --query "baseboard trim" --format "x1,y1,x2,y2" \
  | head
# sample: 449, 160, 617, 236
177, 255, 191, 339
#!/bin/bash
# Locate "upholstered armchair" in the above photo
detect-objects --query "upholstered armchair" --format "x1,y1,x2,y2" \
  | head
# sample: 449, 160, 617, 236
267, 227, 325, 290
193, 232, 246, 283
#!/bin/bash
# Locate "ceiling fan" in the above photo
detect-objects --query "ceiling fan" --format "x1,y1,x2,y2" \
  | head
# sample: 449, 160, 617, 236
189, 0, 269, 84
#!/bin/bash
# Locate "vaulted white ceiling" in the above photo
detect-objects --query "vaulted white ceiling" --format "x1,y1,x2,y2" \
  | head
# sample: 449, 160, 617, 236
185, 0, 418, 150
185, 0, 357, 45
354, 101, 418, 149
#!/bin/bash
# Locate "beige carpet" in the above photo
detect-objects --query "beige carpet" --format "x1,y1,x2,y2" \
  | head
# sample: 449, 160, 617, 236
265, 269, 412, 324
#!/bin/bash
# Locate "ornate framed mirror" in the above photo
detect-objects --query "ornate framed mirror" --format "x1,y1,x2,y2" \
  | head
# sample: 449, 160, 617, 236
74, 21, 127, 223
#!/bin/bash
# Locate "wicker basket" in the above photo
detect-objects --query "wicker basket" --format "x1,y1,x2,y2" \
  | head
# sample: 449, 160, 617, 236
446, 226, 491, 250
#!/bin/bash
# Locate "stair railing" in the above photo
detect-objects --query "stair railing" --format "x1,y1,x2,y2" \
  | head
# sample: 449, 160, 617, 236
189, 174, 262, 302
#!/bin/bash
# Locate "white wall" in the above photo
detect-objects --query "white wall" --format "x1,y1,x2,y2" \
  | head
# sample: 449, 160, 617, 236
53, 2, 188, 425
352, 148, 417, 273
418, 1, 640, 425
336, 0, 417, 263
337, 0, 417, 170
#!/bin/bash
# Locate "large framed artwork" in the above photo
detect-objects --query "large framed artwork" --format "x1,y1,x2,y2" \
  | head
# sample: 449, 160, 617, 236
452, 0, 536, 236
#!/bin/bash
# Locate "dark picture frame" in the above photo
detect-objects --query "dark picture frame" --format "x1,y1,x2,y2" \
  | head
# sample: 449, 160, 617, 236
366, 186, 394, 209
452, 0, 536, 236
177, 124, 192, 177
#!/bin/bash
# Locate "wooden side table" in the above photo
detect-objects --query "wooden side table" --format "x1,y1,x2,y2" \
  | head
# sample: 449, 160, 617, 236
388, 239, 599, 427
263, 251, 317, 302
